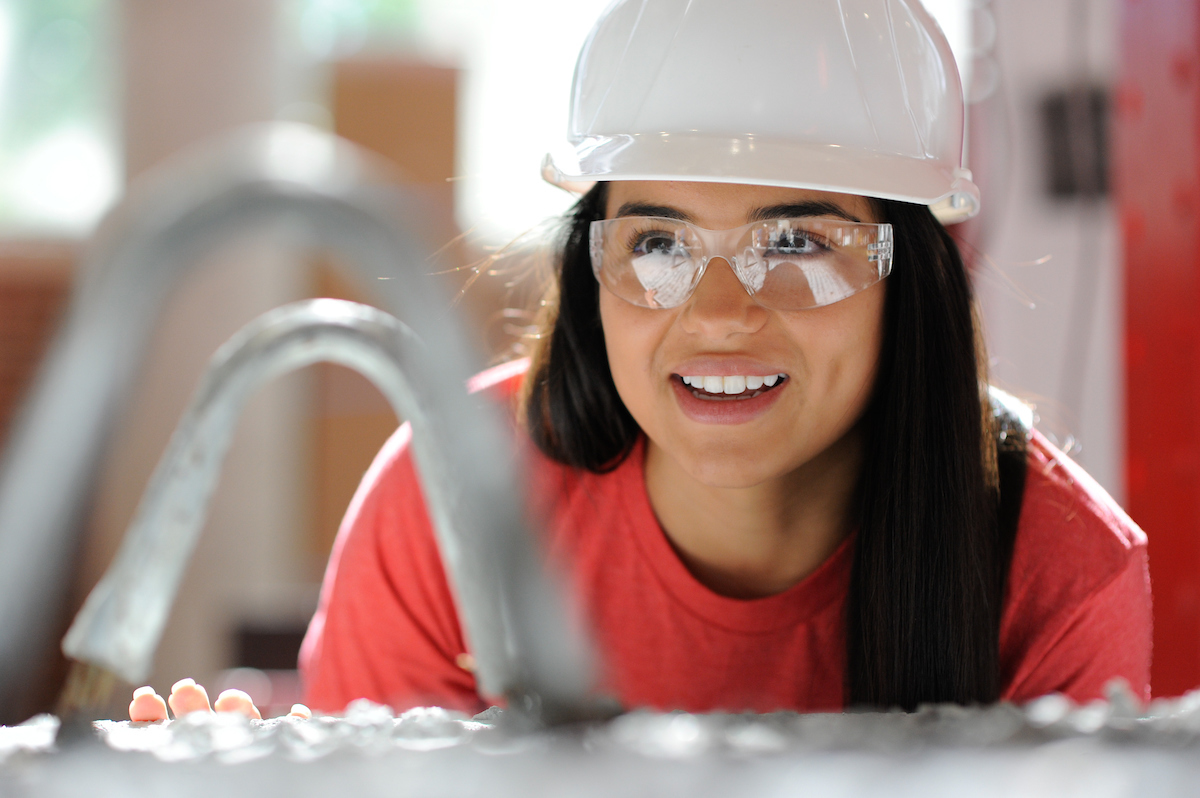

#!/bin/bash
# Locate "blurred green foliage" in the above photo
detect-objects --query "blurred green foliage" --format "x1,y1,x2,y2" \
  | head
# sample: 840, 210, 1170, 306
363, 0, 418, 32
292, 0, 421, 59
2, 0, 111, 152
1, 0, 419, 152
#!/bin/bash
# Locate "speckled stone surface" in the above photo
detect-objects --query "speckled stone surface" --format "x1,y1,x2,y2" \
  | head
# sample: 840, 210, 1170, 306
5, 688, 1200, 797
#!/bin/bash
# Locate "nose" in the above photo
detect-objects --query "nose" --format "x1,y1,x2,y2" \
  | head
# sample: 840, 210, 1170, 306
679, 256, 769, 337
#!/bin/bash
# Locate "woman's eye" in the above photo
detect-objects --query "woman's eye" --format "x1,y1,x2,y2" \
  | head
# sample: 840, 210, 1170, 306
631, 232, 680, 257
765, 231, 824, 256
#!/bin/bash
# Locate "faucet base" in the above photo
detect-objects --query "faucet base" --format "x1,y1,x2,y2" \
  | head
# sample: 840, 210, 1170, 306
56, 660, 119, 726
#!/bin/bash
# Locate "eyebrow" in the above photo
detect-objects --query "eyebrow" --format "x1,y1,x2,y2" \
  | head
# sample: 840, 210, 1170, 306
748, 202, 862, 223
613, 199, 863, 224
614, 202, 693, 221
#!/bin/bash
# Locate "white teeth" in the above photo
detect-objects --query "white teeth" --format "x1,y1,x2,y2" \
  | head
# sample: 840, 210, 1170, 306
683, 374, 785, 393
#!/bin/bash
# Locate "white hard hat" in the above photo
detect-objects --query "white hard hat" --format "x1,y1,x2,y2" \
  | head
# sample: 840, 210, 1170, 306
543, 0, 980, 224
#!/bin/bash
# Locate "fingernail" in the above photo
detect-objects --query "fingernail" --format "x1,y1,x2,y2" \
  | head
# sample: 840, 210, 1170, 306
217, 688, 251, 703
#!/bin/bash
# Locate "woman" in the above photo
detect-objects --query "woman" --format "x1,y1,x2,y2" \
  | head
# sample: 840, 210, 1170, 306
129, 0, 1150, 721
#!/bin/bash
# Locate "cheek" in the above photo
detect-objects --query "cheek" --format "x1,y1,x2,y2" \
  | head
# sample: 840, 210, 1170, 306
598, 290, 633, 377
784, 286, 885, 422
824, 290, 885, 409
599, 290, 671, 417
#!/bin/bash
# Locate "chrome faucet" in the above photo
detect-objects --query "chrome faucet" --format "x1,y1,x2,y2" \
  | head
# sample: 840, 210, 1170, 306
62, 298, 595, 719
0, 124, 596, 723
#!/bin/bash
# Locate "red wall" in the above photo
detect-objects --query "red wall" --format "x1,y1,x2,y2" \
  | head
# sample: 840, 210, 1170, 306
1116, 0, 1200, 696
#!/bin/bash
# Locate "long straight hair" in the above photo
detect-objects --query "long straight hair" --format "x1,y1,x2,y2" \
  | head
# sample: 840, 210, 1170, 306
520, 184, 1005, 709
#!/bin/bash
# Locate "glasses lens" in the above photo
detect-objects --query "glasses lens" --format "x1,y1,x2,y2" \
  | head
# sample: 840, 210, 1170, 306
743, 219, 892, 310
591, 216, 893, 311
591, 218, 700, 308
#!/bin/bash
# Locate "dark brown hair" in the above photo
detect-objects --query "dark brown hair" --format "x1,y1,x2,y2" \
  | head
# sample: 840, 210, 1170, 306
521, 183, 1007, 709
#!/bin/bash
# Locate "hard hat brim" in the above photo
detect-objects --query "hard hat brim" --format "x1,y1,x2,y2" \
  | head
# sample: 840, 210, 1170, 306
542, 134, 980, 225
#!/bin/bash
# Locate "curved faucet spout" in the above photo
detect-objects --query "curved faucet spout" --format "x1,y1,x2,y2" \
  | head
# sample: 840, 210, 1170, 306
61, 299, 595, 712
0, 123, 594, 721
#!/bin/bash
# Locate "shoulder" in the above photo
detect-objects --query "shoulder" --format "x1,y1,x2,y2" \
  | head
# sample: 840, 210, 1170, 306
1000, 429, 1151, 702
463, 359, 627, 540
1013, 429, 1145, 577
467, 357, 530, 400
367, 357, 532, 484
366, 357, 587, 520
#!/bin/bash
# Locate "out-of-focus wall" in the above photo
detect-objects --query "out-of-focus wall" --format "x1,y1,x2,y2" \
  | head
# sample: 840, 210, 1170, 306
120, 0, 276, 179
80, 0, 316, 701
972, 0, 1122, 501
1115, 0, 1200, 698
0, 243, 74, 453
310, 57, 464, 564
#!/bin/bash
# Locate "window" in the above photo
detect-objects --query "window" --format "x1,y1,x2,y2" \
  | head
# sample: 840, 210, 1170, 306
0, 0, 117, 234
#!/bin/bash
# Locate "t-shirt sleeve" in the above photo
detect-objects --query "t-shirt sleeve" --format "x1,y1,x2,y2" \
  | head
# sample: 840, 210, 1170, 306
1000, 432, 1153, 705
1003, 545, 1152, 704
299, 422, 487, 715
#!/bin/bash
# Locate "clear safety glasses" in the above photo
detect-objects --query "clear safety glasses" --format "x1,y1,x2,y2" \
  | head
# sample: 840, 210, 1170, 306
589, 216, 893, 311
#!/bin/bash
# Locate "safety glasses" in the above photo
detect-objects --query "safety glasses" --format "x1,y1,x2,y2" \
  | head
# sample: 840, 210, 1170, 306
589, 216, 893, 311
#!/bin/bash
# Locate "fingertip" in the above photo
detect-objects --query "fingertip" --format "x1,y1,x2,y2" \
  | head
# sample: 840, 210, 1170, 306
167, 678, 212, 717
289, 703, 312, 719
214, 688, 262, 720
129, 688, 168, 723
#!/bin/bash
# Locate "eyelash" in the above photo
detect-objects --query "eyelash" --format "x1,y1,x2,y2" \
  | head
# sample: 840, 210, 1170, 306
626, 228, 681, 254
763, 230, 832, 255
620, 222, 838, 257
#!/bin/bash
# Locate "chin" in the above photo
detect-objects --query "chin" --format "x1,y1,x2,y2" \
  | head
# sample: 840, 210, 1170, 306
681, 453, 779, 490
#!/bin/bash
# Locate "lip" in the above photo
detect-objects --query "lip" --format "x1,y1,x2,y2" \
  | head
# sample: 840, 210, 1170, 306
668, 356, 790, 425
670, 356, 789, 378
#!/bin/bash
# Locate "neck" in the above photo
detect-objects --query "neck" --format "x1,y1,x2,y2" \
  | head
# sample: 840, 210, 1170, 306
643, 427, 863, 599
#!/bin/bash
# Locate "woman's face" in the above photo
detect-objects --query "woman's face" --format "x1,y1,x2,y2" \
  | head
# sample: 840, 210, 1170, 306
600, 180, 885, 489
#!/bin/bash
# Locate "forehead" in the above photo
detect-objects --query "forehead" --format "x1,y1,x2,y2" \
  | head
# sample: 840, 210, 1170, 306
603, 181, 879, 226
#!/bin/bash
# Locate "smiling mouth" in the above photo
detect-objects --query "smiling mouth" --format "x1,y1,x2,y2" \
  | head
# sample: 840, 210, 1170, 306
676, 373, 788, 400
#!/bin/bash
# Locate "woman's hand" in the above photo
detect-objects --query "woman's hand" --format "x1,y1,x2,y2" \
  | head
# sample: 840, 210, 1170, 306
128, 678, 312, 722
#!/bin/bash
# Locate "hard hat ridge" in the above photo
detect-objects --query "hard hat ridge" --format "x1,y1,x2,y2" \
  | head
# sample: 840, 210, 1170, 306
544, 0, 980, 224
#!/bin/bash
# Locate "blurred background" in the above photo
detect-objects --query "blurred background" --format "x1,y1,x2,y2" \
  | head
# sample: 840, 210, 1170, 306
0, 0, 1188, 720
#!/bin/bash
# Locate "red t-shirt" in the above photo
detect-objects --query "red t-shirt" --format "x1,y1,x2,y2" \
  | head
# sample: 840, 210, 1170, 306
299, 361, 1152, 714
